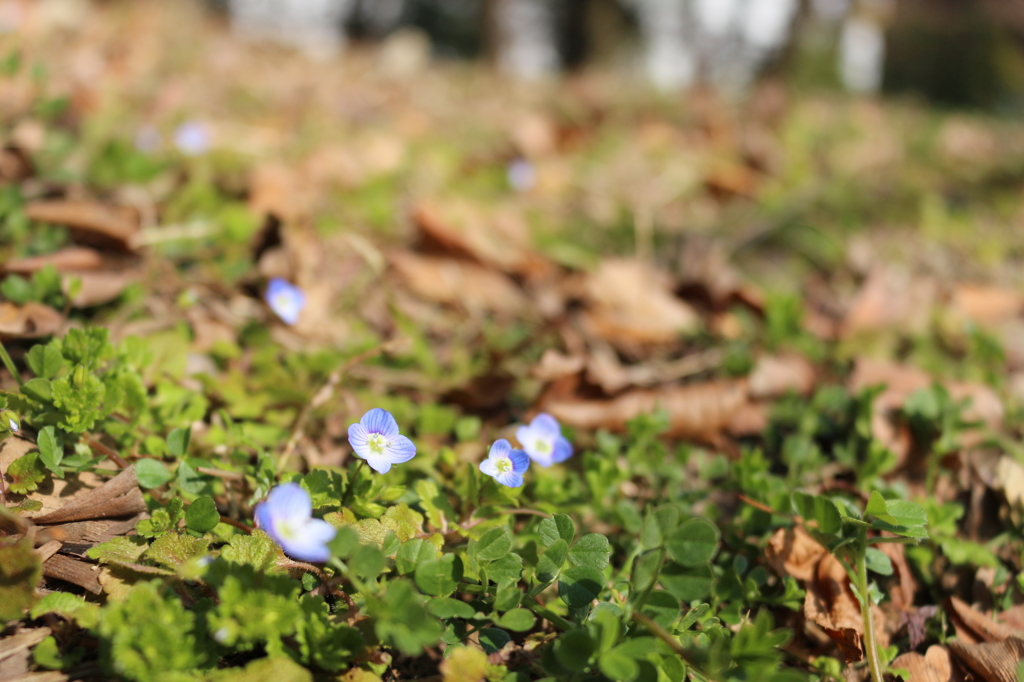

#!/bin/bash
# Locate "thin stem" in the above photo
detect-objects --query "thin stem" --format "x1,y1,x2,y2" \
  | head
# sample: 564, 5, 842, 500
855, 541, 885, 682
631, 612, 717, 682
339, 459, 366, 508
524, 597, 574, 632
82, 433, 130, 469
479, 507, 551, 519
0, 341, 22, 386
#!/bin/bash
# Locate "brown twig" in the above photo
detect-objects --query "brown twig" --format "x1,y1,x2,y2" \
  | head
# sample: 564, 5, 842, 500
82, 433, 130, 469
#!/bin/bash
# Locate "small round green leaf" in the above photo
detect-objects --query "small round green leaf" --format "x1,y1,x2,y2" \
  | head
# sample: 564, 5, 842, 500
351, 544, 386, 579
555, 629, 595, 671
536, 538, 568, 583
427, 597, 476, 619
415, 554, 463, 596
167, 427, 191, 458
478, 628, 511, 654
664, 518, 719, 567
558, 566, 604, 608
475, 527, 512, 562
568, 533, 611, 571
496, 608, 535, 632
598, 649, 639, 682
639, 590, 681, 628
135, 459, 173, 489
396, 538, 440, 575
184, 496, 219, 533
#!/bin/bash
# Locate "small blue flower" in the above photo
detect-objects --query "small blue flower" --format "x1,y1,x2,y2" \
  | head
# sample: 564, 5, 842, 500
8, 417, 18, 433
516, 413, 572, 468
255, 482, 336, 563
265, 278, 306, 325
174, 121, 210, 156
479, 439, 530, 488
348, 408, 416, 474
506, 157, 537, 192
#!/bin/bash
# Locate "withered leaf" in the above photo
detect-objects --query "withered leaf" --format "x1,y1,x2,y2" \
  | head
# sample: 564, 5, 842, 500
891, 645, 963, 682
948, 637, 1024, 682
0, 302, 63, 339
30, 466, 145, 525
25, 200, 140, 252
947, 597, 1018, 644
803, 553, 888, 662
390, 250, 528, 314
765, 525, 827, 582
43, 553, 102, 594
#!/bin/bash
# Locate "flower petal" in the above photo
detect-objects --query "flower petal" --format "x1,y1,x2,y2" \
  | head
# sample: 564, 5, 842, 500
530, 413, 562, 437
479, 458, 499, 477
384, 434, 416, 464
280, 519, 336, 563
488, 439, 512, 460
348, 422, 371, 459
361, 408, 399, 437
264, 482, 311, 521
552, 438, 573, 464
364, 456, 393, 474
509, 450, 531, 474
495, 470, 524, 488
515, 425, 533, 448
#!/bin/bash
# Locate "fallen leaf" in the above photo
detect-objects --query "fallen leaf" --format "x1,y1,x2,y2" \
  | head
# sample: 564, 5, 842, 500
765, 526, 827, 582
842, 267, 937, 336
879, 542, 917, 612
0, 144, 34, 183
951, 284, 1023, 325
948, 637, 1024, 682
390, 250, 528, 314
25, 200, 140, 252
748, 354, 815, 399
530, 349, 585, 382
947, 597, 1019, 644
3, 247, 107, 274
803, 552, 889, 663
29, 466, 145, 525
891, 645, 963, 682
0, 302, 64, 339
544, 379, 748, 442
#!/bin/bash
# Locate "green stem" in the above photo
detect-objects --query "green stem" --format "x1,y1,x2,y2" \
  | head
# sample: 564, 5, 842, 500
855, 541, 885, 682
339, 459, 366, 508
629, 548, 664, 614
631, 612, 718, 682
0, 341, 22, 387
524, 598, 574, 632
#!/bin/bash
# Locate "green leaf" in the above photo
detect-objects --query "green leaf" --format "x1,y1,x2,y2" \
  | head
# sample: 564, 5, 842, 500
568, 533, 611, 571
537, 538, 569, 583
792, 492, 841, 535
8, 452, 47, 494
494, 583, 521, 611
88, 536, 149, 565
558, 566, 604, 608
640, 505, 679, 550
0, 537, 41, 620
883, 500, 928, 527
487, 552, 524, 584
350, 544, 386, 579
555, 628, 595, 671
176, 459, 207, 495
631, 550, 663, 594
30, 592, 99, 627
539, 513, 575, 547
167, 427, 191, 457
660, 562, 713, 602
865, 548, 893, 576
865, 491, 889, 519
415, 554, 463, 596
21, 377, 52, 402
50, 372, 105, 433
475, 527, 512, 562
135, 459, 173, 489
184, 496, 220, 534
664, 518, 719, 567
145, 533, 208, 567
221, 531, 280, 572
639, 590, 681, 628
36, 426, 64, 477
327, 527, 360, 559
496, 608, 535, 632
428, 597, 477, 619
26, 343, 64, 379
478, 628, 511, 654
396, 538, 440, 575
599, 648, 640, 682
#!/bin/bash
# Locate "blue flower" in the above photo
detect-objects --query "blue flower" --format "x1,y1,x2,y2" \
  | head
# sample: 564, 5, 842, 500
8, 417, 17, 433
255, 483, 336, 563
174, 121, 210, 156
506, 158, 537, 192
479, 439, 529, 488
516, 413, 572, 468
265, 278, 306, 325
348, 408, 416, 474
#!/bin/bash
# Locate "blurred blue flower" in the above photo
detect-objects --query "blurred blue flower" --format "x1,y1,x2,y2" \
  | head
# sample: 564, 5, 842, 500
348, 408, 416, 474
265, 278, 305, 325
255, 482, 336, 563
516, 413, 572, 468
506, 157, 536, 192
174, 121, 211, 156
479, 438, 529, 488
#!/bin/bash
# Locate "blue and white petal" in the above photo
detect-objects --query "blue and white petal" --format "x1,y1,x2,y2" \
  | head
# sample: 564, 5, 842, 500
361, 408, 399, 438
385, 434, 416, 464
495, 470, 524, 488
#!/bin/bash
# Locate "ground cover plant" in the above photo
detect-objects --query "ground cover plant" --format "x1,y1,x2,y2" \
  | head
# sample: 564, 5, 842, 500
5, 3, 1024, 682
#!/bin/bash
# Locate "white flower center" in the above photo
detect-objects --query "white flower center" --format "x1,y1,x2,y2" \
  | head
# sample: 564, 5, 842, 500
367, 433, 388, 456
274, 517, 303, 541
495, 456, 512, 473
534, 438, 551, 454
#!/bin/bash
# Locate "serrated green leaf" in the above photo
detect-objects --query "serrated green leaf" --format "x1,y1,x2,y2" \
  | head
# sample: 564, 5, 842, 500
221, 530, 280, 571
145, 533, 208, 567
475, 527, 512, 562
381, 503, 424, 542
539, 513, 575, 547
88, 536, 150, 565
664, 518, 719, 567
30, 592, 99, 627
0, 537, 41, 620
865, 491, 889, 519
36, 426, 64, 477
537, 538, 568, 583
396, 538, 439, 574
8, 451, 47, 494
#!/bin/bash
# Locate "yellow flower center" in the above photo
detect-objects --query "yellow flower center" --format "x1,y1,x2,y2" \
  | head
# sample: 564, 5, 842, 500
534, 439, 551, 454
367, 433, 388, 455
495, 457, 512, 473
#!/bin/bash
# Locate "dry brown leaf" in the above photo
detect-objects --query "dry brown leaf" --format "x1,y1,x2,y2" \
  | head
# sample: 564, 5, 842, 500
879, 542, 917, 612
765, 526, 827, 582
748, 354, 815, 399
948, 637, 1024, 682
842, 267, 937, 336
29, 466, 144, 525
0, 144, 33, 183
43, 553, 102, 594
580, 258, 700, 349
804, 553, 867, 661
891, 645, 963, 682
25, 200, 139, 252
390, 250, 528, 314
947, 597, 1019, 644
70, 268, 142, 307
0, 302, 63, 339
996, 605, 1024, 634
951, 284, 1023, 325
531, 349, 585, 382
3, 247, 107, 274
544, 379, 748, 441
